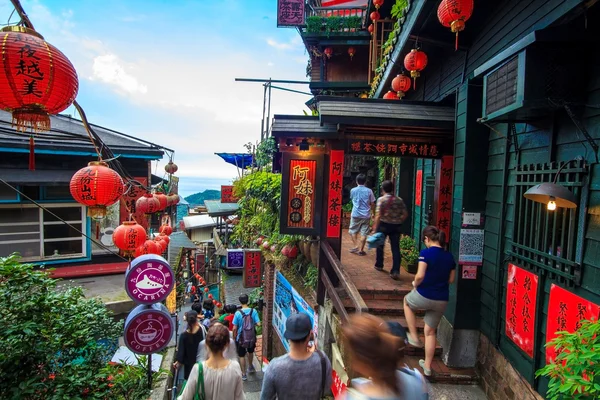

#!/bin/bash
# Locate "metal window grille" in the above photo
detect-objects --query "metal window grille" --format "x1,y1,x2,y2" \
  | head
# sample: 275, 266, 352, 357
485, 56, 519, 115
509, 159, 587, 285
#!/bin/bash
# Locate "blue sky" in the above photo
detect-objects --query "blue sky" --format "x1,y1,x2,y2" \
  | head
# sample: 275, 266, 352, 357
0, 0, 309, 197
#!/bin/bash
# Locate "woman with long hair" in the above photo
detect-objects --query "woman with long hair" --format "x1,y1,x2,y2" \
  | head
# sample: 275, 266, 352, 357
342, 314, 428, 399
404, 225, 456, 377
174, 310, 205, 380
178, 323, 245, 400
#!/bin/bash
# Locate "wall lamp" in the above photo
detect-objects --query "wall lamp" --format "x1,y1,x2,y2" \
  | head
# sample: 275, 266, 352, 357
298, 139, 310, 151
523, 157, 582, 210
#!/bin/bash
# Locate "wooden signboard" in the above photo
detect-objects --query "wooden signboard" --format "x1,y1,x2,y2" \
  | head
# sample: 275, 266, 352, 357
505, 263, 538, 358
277, 0, 305, 27
347, 139, 448, 158
243, 250, 262, 288
221, 185, 238, 203
326, 150, 344, 238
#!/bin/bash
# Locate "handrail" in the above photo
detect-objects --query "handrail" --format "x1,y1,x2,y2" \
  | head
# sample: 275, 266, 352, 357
320, 267, 350, 324
321, 241, 369, 314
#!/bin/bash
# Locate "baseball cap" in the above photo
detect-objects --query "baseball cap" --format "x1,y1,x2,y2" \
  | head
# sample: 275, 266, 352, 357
284, 313, 312, 341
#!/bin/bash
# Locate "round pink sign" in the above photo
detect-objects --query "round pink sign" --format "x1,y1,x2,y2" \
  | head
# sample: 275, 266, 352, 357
124, 303, 174, 355
125, 254, 174, 304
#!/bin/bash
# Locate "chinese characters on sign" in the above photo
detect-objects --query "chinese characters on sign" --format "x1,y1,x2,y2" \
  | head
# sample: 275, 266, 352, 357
348, 140, 446, 158
436, 156, 453, 239
120, 177, 148, 230
327, 150, 344, 238
505, 264, 538, 357
288, 160, 317, 229
545, 284, 600, 363
277, 0, 305, 27
415, 169, 423, 207
9, 33, 49, 100
243, 250, 262, 288
221, 185, 238, 203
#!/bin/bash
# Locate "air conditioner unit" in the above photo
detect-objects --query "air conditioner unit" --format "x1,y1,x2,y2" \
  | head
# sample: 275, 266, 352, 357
481, 44, 585, 122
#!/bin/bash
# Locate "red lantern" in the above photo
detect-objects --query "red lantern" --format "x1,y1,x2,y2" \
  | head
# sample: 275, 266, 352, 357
155, 236, 168, 250
154, 193, 168, 210
404, 49, 428, 89
158, 234, 170, 246
136, 193, 160, 215
212, 300, 217, 305
438, 0, 474, 50
134, 239, 160, 257
383, 91, 398, 100
347, 47, 355, 60
208, 294, 213, 300
370, 11, 380, 22
204, 287, 209, 293
391, 74, 411, 99
70, 161, 124, 220
113, 221, 147, 256
324, 47, 333, 59
159, 224, 173, 236
373, 0, 384, 9
0, 27, 78, 133
368, 24, 374, 35
217, 302, 223, 308
164, 161, 178, 174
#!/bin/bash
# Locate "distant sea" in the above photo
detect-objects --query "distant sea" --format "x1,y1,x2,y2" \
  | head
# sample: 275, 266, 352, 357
177, 176, 234, 198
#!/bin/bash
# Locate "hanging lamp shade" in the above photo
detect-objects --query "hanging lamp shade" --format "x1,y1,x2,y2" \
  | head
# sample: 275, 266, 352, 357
159, 224, 173, 236
70, 161, 124, 219
383, 91, 399, 100
437, 0, 474, 50
373, 0, 384, 9
404, 49, 428, 89
523, 183, 578, 209
391, 74, 411, 99
113, 221, 147, 256
136, 193, 160, 214
164, 161, 178, 174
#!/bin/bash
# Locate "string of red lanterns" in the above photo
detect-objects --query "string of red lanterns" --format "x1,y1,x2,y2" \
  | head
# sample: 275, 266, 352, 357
437, 0, 474, 51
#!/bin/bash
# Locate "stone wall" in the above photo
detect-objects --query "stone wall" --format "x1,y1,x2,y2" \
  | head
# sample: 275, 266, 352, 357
477, 334, 544, 400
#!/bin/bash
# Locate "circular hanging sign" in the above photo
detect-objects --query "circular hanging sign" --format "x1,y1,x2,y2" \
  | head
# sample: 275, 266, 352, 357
124, 303, 174, 355
125, 254, 174, 304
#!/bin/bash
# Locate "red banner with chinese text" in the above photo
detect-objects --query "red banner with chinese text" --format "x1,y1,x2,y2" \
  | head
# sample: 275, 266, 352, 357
327, 151, 344, 238
243, 250, 262, 288
331, 369, 348, 399
415, 170, 422, 207
545, 284, 600, 364
287, 159, 317, 229
221, 185, 238, 203
120, 177, 148, 230
505, 263, 538, 357
436, 156, 453, 239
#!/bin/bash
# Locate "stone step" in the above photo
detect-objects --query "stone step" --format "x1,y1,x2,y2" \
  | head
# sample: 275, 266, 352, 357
343, 298, 424, 317
358, 287, 411, 301
403, 355, 479, 385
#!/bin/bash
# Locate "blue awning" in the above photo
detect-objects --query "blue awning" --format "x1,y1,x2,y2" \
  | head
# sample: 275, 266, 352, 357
215, 153, 255, 169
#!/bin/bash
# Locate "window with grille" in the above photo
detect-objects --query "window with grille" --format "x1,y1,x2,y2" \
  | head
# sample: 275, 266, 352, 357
509, 160, 586, 285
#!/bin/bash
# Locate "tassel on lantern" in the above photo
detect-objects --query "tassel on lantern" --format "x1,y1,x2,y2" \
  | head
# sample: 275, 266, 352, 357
29, 135, 35, 171
96, 224, 100, 240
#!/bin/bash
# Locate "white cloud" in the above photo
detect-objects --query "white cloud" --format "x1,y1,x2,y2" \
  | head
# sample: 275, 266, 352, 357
267, 38, 293, 50
91, 54, 148, 94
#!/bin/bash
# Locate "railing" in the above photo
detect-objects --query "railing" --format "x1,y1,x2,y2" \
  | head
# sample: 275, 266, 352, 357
304, 6, 368, 34
319, 241, 368, 324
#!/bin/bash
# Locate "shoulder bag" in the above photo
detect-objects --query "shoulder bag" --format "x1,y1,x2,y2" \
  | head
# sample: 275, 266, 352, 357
179, 361, 206, 400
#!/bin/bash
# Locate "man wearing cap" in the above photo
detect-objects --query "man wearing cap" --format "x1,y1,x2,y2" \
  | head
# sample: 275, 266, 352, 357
260, 313, 332, 400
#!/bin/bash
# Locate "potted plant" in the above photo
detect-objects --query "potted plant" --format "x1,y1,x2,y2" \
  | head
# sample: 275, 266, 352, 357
342, 202, 353, 229
400, 235, 419, 274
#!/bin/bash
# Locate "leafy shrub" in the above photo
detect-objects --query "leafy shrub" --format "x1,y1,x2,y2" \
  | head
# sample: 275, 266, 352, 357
304, 264, 319, 291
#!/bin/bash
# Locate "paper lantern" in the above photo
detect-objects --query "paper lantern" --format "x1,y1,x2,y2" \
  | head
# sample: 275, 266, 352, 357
324, 47, 333, 59
368, 24, 374, 35
113, 221, 147, 256
370, 11, 380, 22
373, 0, 384, 9
348, 47, 356, 60
391, 74, 411, 99
136, 193, 160, 215
383, 91, 398, 100
135, 240, 161, 257
155, 236, 168, 251
404, 49, 428, 89
438, 0, 474, 50
154, 193, 168, 211
159, 224, 173, 236
158, 234, 170, 246
164, 161, 178, 174
70, 161, 124, 220
204, 287, 209, 293
0, 26, 78, 132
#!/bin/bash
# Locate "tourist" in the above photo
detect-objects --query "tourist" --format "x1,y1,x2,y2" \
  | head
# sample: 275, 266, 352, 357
178, 323, 245, 400
260, 313, 332, 400
372, 180, 408, 280
219, 304, 237, 331
342, 314, 428, 399
232, 294, 261, 381
174, 310, 205, 380
404, 225, 456, 377
349, 173, 376, 256
196, 321, 238, 363
202, 298, 216, 328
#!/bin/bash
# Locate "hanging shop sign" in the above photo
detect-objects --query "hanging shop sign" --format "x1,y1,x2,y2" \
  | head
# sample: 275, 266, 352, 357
347, 139, 448, 158
124, 303, 174, 355
436, 156, 453, 239
545, 284, 600, 364
277, 0, 305, 27
221, 185, 238, 203
326, 150, 344, 238
243, 250, 262, 288
505, 263, 538, 357
125, 254, 174, 304
280, 153, 324, 235
227, 249, 245, 270
415, 169, 423, 207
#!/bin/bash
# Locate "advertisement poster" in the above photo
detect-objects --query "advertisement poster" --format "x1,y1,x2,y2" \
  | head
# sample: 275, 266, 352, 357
326, 150, 344, 238
505, 263, 538, 357
273, 271, 318, 352
545, 284, 600, 363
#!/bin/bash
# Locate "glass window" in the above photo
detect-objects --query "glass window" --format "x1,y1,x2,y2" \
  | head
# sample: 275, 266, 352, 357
44, 186, 73, 201
91, 202, 120, 255
0, 182, 18, 201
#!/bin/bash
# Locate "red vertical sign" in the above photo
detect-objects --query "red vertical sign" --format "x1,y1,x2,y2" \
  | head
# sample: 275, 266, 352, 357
326, 150, 344, 238
331, 370, 348, 398
221, 185, 238, 203
545, 284, 600, 363
287, 159, 317, 229
243, 250, 262, 288
505, 263, 538, 357
120, 177, 148, 230
436, 156, 453, 240
415, 169, 423, 206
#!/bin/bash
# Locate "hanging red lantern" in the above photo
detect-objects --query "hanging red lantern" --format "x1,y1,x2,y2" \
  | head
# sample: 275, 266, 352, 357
0, 26, 78, 133
217, 302, 223, 308
155, 236, 168, 251
159, 224, 173, 236
391, 73, 411, 99
212, 300, 217, 305
368, 24, 374, 35
370, 11, 380, 22
158, 234, 170, 246
134, 239, 160, 257
373, 0, 384, 9
383, 91, 399, 100
208, 294, 213, 300
70, 161, 124, 220
154, 193, 168, 210
113, 221, 147, 256
404, 49, 428, 89
324, 47, 333, 59
438, 0, 474, 50
347, 47, 356, 60
136, 193, 160, 215
164, 161, 178, 174
154, 240, 164, 254
204, 287, 209, 293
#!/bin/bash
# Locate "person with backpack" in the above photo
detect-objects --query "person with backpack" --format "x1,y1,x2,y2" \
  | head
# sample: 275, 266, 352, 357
232, 294, 261, 381
173, 310, 206, 380
260, 313, 332, 400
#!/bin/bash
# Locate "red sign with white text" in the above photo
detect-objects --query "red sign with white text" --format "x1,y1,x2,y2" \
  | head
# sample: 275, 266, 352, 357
415, 169, 422, 207
221, 185, 238, 203
505, 263, 538, 357
327, 150, 344, 238
545, 284, 600, 364
436, 156, 453, 239
243, 250, 262, 288
120, 177, 148, 230
331, 369, 347, 399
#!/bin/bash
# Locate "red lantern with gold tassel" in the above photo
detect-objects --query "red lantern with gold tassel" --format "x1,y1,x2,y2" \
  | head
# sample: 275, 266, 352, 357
0, 27, 79, 170
136, 193, 160, 215
348, 47, 356, 60
370, 11, 380, 22
70, 161, 124, 220
391, 73, 411, 99
159, 224, 173, 236
368, 24, 374, 35
373, 0, 384, 9
113, 221, 147, 257
324, 47, 333, 59
383, 91, 399, 100
404, 49, 428, 89
438, 0, 474, 51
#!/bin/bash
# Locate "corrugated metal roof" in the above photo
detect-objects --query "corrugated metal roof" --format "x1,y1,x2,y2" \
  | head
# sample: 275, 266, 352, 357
0, 168, 74, 185
204, 200, 239, 217
271, 115, 338, 138
183, 214, 217, 229
167, 231, 196, 264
